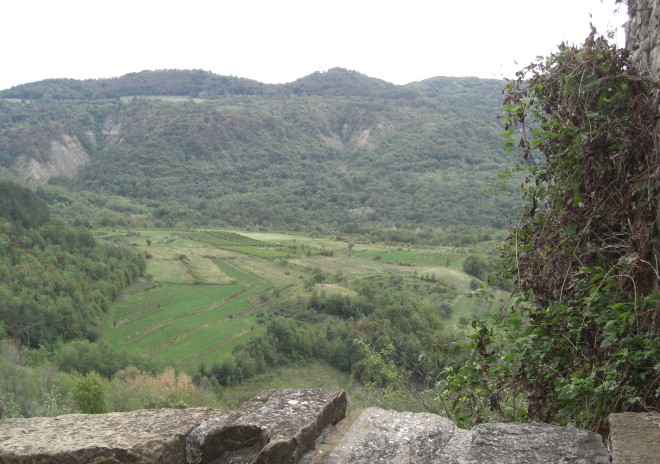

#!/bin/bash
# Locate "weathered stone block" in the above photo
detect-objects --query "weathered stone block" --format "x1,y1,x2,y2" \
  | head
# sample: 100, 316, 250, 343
0, 408, 223, 464
609, 412, 660, 464
464, 421, 609, 464
313, 407, 609, 464
0, 391, 615, 463
186, 389, 346, 463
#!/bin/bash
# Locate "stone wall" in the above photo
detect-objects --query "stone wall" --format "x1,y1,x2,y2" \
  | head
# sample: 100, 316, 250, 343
0, 389, 610, 464
626, 0, 660, 270
627, 0, 660, 79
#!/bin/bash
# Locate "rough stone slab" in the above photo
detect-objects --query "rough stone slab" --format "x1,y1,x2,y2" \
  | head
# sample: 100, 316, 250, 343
0, 407, 223, 464
464, 421, 609, 464
311, 407, 466, 464
186, 389, 346, 464
317, 407, 609, 464
609, 412, 660, 464
300, 408, 364, 464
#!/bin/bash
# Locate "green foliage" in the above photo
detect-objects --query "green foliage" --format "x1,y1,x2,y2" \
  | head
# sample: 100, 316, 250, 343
441, 33, 659, 433
439, 301, 454, 318
0, 199, 145, 347
0, 337, 217, 418
36, 183, 156, 229
432, 317, 528, 427
56, 339, 153, 378
286, 68, 396, 97
0, 180, 49, 229
0, 70, 267, 100
0, 392, 23, 419
0, 68, 489, 101
462, 255, 492, 280
309, 291, 375, 318
194, 272, 455, 389
73, 371, 108, 414
37, 385, 73, 417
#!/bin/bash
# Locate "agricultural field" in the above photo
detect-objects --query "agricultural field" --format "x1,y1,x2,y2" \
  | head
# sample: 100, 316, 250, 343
354, 250, 384, 259
100, 229, 272, 372
101, 228, 505, 373
354, 247, 470, 269
187, 230, 291, 258
408, 249, 469, 268
379, 250, 424, 263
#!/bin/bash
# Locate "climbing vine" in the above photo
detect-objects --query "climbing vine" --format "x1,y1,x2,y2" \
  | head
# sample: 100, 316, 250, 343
438, 32, 659, 433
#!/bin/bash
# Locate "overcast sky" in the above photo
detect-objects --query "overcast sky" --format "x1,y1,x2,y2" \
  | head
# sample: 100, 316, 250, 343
1, 0, 628, 90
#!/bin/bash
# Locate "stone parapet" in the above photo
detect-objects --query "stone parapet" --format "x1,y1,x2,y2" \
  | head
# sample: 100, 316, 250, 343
0, 407, 222, 464
0, 390, 613, 464
304, 407, 609, 464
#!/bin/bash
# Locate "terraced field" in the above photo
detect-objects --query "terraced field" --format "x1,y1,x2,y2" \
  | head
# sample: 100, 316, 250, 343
103, 230, 272, 372
355, 250, 384, 259
408, 249, 468, 268
107, 257, 269, 370
355, 248, 469, 268
379, 251, 424, 262
103, 228, 501, 373
186, 230, 290, 257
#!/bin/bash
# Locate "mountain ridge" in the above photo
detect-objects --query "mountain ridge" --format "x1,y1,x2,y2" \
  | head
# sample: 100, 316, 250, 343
0, 68, 501, 100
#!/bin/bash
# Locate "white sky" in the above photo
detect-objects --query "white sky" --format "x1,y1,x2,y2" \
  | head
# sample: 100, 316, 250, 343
1, 0, 628, 90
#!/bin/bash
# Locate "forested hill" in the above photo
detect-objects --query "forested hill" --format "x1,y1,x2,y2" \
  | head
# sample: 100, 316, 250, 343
0, 70, 269, 100
0, 68, 488, 100
0, 69, 517, 230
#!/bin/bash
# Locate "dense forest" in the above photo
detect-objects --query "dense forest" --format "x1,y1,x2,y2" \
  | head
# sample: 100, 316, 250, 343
0, 181, 146, 346
0, 69, 517, 231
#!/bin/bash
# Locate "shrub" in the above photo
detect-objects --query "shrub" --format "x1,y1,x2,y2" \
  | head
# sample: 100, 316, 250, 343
439, 33, 659, 433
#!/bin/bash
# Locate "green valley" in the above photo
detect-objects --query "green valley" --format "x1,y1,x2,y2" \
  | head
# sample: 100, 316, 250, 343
0, 69, 519, 419
0, 69, 517, 232
97, 228, 504, 379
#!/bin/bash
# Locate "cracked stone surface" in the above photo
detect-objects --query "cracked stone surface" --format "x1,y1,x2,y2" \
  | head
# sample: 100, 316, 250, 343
0, 408, 223, 464
313, 408, 609, 464
186, 389, 346, 464
0, 392, 614, 464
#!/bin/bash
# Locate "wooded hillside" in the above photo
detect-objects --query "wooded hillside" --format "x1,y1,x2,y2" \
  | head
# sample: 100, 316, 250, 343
0, 181, 145, 347
0, 69, 517, 230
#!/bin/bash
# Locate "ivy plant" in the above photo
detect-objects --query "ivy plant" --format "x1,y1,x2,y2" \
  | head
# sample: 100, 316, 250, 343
438, 32, 659, 433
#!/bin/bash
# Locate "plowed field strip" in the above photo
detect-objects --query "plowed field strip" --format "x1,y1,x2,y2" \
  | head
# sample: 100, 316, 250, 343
114, 304, 161, 327
142, 302, 263, 357
175, 329, 252, 367
121, 286, 252, 344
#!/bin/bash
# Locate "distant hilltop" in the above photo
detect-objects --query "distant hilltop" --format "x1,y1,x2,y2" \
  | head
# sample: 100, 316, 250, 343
0, 68, 500, 100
